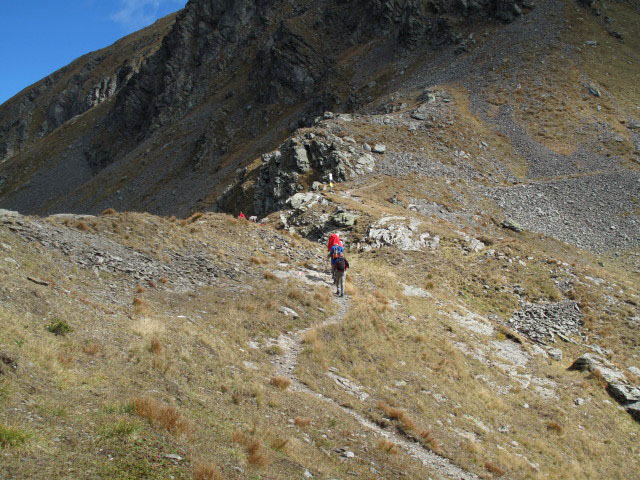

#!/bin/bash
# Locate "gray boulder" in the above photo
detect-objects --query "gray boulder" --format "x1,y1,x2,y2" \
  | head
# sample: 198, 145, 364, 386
568, 353, 605, 372
502, 218, 523, 232
627, 402, 640, 421
607, 382, 640, 404
588, 83, 601, 97
548, 348, 563, 361
333, 211, 358, 227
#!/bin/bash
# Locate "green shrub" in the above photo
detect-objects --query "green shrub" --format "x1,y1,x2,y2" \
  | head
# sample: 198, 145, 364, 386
45, 320, 73, 336
0, 424, 29, 448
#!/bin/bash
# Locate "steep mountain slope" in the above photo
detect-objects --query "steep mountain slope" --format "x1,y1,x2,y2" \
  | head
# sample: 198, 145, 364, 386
0, 0, 530, 216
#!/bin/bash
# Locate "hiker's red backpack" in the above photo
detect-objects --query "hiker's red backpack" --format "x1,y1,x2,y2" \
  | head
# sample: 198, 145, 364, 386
328, 234, 343, 251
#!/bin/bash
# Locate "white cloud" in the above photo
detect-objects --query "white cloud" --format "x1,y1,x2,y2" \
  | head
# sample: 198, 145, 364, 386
110, 0, 183, 32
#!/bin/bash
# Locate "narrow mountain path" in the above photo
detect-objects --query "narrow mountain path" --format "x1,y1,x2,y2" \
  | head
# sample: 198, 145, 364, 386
272, 282, 480, 480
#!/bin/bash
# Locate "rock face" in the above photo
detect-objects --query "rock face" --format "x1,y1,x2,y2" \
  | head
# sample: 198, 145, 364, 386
254, 129, 376, 215
0, 15, 174, 164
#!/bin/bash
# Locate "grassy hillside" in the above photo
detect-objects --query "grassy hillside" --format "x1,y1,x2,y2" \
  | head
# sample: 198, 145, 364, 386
0, 205, 638, 479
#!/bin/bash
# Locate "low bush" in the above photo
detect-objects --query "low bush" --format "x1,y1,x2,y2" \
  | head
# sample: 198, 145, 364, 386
45, 320, 73, 336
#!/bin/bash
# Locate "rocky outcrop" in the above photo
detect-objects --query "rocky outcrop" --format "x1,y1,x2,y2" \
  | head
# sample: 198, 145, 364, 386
253, 129, 376, 215
569, 353, 640, 422
507, 300, 583, 344
361, 216, 440, 251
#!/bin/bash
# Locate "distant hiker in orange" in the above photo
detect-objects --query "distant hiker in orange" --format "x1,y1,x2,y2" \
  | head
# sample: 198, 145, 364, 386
238, 212, 246, 220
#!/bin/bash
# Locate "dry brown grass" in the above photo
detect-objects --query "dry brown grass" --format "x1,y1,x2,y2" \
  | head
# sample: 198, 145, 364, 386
159, 277, 169, 284
75, 221, 89, 232
81, 342, 102, 356
132, 297, 149, 315
294, 417, 311, 427
135, 285, 146, 294
193, 462, 226, 480
270, 376, 292, 390
378, 402, 416, 431
133, 397, 194, 438
484, 461, 506, 477
101, 208, 117, 216
263, 271, 277, 280
249, 256, 269, 265
418, 429, 442, 454
378, 438, 400, 454
270, 437, 290, 450
149, 335, 163, 354
301, 329, 318, 345
56, 352, 74, 367
231, 430, 271, 468
547, 421, 563, 435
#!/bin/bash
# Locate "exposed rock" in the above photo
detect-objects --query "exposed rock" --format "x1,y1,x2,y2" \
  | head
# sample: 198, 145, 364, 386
254, 131, 376, 215
0, 353, 17, 374
363, 217, 439, 251
372, 144, 386, 154
628, 402, 640, 421
568, 352, 604, 372
547, 348, 563, 361
607, 382, 640, 404
569, 352, 640, 422
278, 306, 300, 318
509, 300, 582, 344
287, 192, 324, 211
332, 211, 358, 227
502, 218, 523, 232
588, 83, 601, 97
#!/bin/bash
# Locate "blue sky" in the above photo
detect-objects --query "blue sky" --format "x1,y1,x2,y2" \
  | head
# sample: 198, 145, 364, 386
0, 0, 186, 104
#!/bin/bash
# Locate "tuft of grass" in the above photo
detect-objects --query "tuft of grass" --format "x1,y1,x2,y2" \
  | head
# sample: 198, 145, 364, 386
135, 285, 146, 294
270, 376, 292, 390
264, 271, 277, 280
232, 430, 271, 468
132, 297, 150, 315
133, 397, 194, 438
100, 418, 140, 438
418, 429, 442, 454
294, 417, 311, 427
484, 461, 506, 476
81, 342, 102, 355
149, 335, 163, 354
378, 402, 415, 431
0, 424, 29, 448
547, 421, 563, 435
75, 221, 90, 232
101, 208, 117, 216
193, 462, 226, 480
270, 437, 290, 451
45, 320, 73, 336
378, 438, 400, 454
264, 345, 283, 356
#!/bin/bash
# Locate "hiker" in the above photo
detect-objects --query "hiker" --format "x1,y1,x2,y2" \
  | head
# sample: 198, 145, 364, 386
327, 234, 344, 282
333, 251, 349, 297
238, 212, 246, 220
